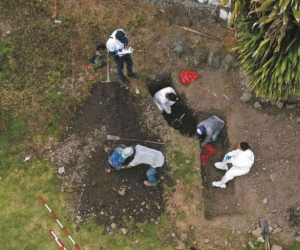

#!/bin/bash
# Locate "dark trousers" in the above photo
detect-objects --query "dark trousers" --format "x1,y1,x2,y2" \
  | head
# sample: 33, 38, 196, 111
113, 54, 133, 79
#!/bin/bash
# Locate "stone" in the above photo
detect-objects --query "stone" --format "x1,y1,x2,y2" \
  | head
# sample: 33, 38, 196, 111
104, 147, 111, 153
111, 223, 117, 229
171, 233, 176, 237
118, 188, 125, 196
270, 173, 277, 182
254, 101, 262, 109
286, 104, 296, 109
121, 228, 128, 235
239, 75, 251, 87
257, 236, 264, 243
172, 44, 184, 58
75, 215, 83, 222
58, 167, 65, 174
204, 239, 210, 244
240, 89, 253, 102
208, 52, 220, 69
193, 50, 208, 67
60, 185, 65, 192
224, 54, 236, 67
263, 198, 268, 204
275, 100, 284, 109
248, 241, 255, 249
252, 227, 263, 237
272, 227, 283, 234
271, 244, 283, 250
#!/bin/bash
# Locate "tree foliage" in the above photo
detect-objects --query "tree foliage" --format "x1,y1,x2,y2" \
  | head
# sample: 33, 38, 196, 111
218, 0, 300, 100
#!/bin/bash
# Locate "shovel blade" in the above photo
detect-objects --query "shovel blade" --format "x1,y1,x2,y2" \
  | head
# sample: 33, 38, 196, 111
260, 218, 269, 234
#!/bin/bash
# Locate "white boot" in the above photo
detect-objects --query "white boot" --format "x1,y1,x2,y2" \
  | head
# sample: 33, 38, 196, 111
212, 181, 226, 188
214, 162, 228, 170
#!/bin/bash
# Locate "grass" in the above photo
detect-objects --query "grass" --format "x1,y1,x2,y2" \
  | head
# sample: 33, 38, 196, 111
167, 136, 200, 186
0, 147, 184, 249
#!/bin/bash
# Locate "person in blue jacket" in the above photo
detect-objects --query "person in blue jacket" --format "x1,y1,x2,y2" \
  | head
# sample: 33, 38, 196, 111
108, 145, 134, 171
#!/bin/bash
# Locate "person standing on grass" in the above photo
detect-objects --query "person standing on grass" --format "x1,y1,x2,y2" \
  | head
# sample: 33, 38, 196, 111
153, 87, 178, 114
212, 142, 255, 188
196, 115, 225, 147
106, 29, 139, 85
126, 145, 165, 187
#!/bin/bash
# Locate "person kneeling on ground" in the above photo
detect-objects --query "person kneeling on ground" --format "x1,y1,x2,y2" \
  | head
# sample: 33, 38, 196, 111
126, 144, 165, 187
212, 142, 254, 188
196, 115, 225, 147
107, 145, 134, 171
153, 87, 178, 114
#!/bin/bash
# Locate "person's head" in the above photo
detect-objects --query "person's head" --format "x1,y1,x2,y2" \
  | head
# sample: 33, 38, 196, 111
121, 147, 134, 158
239, 142, 250, 151
115, 30, 128, 43
166, 93, 177, 102
196, 125, 206, 139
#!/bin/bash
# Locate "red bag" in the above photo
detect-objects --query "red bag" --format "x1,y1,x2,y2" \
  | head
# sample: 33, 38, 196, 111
200, 144, 217, 166
179, 70, 199, 85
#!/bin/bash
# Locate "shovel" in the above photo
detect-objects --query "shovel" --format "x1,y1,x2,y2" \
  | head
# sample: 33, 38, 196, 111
106, 135, 165, 145
171, 113, 185, 128
260, 218, 270, 250
105, 51, 112, 83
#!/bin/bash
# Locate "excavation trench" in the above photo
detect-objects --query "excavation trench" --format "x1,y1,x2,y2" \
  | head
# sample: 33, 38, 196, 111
147, 74, 238, 219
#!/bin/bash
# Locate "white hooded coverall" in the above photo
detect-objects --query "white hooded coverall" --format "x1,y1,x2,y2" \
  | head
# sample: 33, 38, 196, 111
214, 148, 254, 187
153, 87, 177, 114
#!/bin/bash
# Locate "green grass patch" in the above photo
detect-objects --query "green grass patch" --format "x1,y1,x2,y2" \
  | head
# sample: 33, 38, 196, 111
287, 241, 300, 249
168, 139, 200, 186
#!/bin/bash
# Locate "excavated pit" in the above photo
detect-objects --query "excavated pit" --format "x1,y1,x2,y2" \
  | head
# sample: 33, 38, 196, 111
147, 74, 238, 218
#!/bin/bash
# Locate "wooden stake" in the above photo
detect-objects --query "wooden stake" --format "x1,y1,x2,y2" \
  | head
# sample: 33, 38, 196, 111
52, 0, 58, 19
258, 142, 271, 151
182, 27, 221, 42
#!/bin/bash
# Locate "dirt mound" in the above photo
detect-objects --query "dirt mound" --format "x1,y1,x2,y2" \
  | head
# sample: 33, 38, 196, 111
53, 82, 170, 227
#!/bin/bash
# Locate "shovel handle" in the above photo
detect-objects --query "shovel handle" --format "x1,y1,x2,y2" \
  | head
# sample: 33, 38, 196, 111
179, 113, 185, 121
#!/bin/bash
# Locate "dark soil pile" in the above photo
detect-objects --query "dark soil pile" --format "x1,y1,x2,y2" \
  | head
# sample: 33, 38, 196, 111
54, 82, 170, 227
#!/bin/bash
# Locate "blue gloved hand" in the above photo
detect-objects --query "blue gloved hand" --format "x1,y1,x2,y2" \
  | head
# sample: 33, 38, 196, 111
225, 155, 232, 161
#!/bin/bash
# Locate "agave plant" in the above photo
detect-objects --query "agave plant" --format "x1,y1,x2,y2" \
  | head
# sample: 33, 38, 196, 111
219, 0, 300, 100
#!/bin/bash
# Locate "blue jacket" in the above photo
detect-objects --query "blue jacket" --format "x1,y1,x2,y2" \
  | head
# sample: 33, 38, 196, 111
108, 147, 127, 167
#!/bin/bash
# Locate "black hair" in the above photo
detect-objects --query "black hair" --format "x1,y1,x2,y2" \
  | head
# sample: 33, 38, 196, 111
240, 142, 250, 150
168, 93, 177, 102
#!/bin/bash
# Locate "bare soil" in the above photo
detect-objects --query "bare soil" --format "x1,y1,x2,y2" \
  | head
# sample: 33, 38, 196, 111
51, 0, 300, 248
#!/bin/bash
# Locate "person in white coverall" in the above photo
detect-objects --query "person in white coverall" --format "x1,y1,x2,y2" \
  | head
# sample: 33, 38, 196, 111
153, 87, 178, 114
212, 142, 254, 188
126, 145, 165, 187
